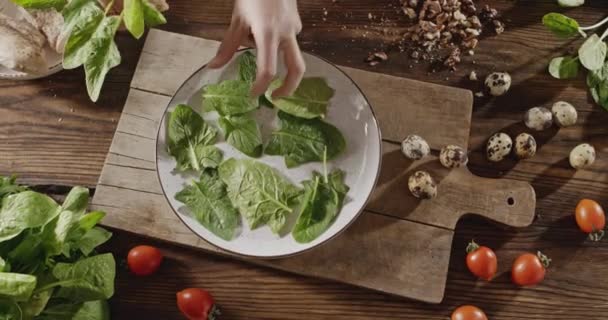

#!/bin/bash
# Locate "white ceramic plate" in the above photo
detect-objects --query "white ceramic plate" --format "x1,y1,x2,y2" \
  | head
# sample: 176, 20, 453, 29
157, 50, 382, 258
0, 0, 63, 80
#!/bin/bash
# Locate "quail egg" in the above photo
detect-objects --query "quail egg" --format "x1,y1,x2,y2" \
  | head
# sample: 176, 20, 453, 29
514, 133, 537, 159
524, 107, 553, 131
408, 171, 437, 199
551, 101, 577, 127
484, 72, 512, 96
439, 145, 468, 168
569, 143, 596, 169
401, 135, 431, 160
486, 132, 513, 162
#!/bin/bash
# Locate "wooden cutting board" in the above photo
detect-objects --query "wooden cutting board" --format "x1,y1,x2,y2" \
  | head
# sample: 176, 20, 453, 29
91, 29, 536, 303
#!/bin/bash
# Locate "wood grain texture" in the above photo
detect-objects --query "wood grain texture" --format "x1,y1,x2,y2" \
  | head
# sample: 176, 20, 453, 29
2, 0, 608, 318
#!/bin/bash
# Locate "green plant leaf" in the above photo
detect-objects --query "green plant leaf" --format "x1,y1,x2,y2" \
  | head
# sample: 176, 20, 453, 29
61, 187, 90, 217
219, 115, 263, 157
238, 51, 257, 83
0, 192, 60, 242
36, 300, 110, 320
175, 170, 240, 240
579, 34, 607, 71
292, 170, 349, 243
558, 0, 584, 7
84, 16, 122, 102
20, 288, 52, 318
51, 253, 115, 302
265, 78, 335, 119
167, 104, 218, 172
548, 56, 580, 79
219, 159, 301, 233
62, 0, 105, 69
202, 80, 259, 116
0, 176, 27, 203
10, 0, 66, 9
142, 0, 167, 27
0, 300, 21, 320
265, 111, 346, 168
199, 145, 224, 169
542, 13, 580, 38
124, 0, 145, 39
0, 273, 36, 301
76, 227, 112, 256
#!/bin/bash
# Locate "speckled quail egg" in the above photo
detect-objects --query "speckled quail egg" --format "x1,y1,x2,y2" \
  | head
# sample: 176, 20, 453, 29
569, 143, 596, 169
401, 134, 431, 160
524, 107, 553, 131
484, 72, 512, 96
551, 101, 578, 127
486, 132, 513, 162
439, 145, 468, 168
514, 133, 537, 159
408, 171, 437, 199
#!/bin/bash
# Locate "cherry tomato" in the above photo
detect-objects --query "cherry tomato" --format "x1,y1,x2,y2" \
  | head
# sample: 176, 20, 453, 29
575, 199, 605, 241
451, 305, 488, 320
511, 251, 551, 286
127, 245, 163, 276
465, 240, 497, 281
177, 288, 220, 320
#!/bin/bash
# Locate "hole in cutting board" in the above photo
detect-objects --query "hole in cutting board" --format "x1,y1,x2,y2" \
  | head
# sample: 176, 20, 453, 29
507, 197, 515, 206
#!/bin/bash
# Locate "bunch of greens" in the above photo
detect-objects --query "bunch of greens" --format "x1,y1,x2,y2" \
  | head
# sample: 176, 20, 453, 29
542, 12, 608, 110
169, 50, 350, 243
0, 177, 115, 319
11, 0, 167, 102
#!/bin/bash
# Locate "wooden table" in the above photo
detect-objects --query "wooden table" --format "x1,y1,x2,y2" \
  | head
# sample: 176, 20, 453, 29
1, 0, 607, 319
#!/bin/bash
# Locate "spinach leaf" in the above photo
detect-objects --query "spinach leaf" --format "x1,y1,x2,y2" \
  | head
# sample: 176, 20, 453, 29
0, 300, 21, 320
265, 111, 346, 168
0, 192, 60, 242
20, 288, 52, 318
0, 273, 36, 301
579, 34, 607, 71
0, 176, 26, 203
542, 13, 580, 38
219, 159, 301, 233
9, 0, 65, 9
0, 258, 7, 272
265, 77, 334, 119
238, 51, 257, 83
124, 0, 167, 39
83, 16, 122, 102
292, 170, 349, 243
198, 145, 223, 169
219, 115, 263, 158
167, 104, 218, 172
61, 187, 90, 217
558, 0, 584, 7
175, 170, 240, 240
50, 253, 115, 302
202, 80, 259, 116
36, 300, 110, 320
76, 227, 112, 256
548, 56, 580, 79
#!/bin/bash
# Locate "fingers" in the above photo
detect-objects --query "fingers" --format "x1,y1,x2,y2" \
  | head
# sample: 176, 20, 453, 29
208, 22, 246, 69
272, 36, 305, 98
250, 30, 279, 97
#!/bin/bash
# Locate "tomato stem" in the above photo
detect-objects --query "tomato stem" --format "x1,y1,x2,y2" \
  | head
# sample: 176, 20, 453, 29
589, 229, 605, 242
537, 251, 552, 268
208, 304, 221, 320
466, 240, 480, 254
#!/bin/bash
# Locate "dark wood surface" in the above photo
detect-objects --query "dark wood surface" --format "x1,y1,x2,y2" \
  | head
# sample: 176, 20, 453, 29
1, 0, 608, 319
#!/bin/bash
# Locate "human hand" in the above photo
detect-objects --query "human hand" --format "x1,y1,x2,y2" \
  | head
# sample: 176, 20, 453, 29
208, 0, 305, 98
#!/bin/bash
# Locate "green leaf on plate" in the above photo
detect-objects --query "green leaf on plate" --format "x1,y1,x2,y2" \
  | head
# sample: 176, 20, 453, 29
202, 80, 259, 116
10, 0, 66, 9
238, 51, 257, 83
265, 77, 335, 119
578, 34, 607, 71
219, 115, 263, 158
557, 0, 584, 7
548, 56, 580, 79
542, 13, 580, 38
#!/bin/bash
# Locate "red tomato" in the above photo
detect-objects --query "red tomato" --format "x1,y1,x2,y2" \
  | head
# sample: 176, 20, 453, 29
465, 240, 497, 281
511, 251, 550, 286
127, 245, 163, 276
177, 288, 219, 320
451, 305, 488, 320
575, 199, 605, 241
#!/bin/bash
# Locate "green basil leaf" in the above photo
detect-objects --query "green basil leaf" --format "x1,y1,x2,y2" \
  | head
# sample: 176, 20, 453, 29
542, 13, 580, 38
175, 170, 240, 240
265, 111, 346, 168
202, 80, 259, 116
219, 115, 263, 158
558, 0, 584, 7
548, 56, 580, 79
0, 273, 36, 301
238, 51, 257, 83
219, 159, 301, 233
167, 104, 218, 172
10, 0, 66, 9
265, 77, 335, 119
292, 170, 349, 243
124, 0, 145, 39
51, 253, 115, 301
84, 16, 122, 102
0, 192, 60, 242
142, 0, 167, 27
578, 34, 607, 71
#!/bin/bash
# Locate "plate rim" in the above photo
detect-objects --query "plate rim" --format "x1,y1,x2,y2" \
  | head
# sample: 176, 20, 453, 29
155, 49, 384, 259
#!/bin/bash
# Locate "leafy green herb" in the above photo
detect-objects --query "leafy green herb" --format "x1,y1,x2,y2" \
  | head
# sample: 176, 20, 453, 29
265, 111, 346, 168
0, 191, 60, 242
218, 159, 301, 233
202, 80, 259, 116
37, 300, 110, 320
175, 170, 240, 240
0, 300, 21, 319
578, 34, 607, 71
542, 13, 580, 38
76, 227, 113, 256
219, 115, 263, 158
124, 0, 167, 39
20, 288, 52, 318
167, 104, 219, 172
0, 176, 27, 202
49, 253, 115, 302
9, 0, 65, 9
548, 56, 580, 79
198, 145, 224, 169
238, 51, 257, 83
292, 170, 349, 243
0, 273, 37, 302
265, 78, 334, 119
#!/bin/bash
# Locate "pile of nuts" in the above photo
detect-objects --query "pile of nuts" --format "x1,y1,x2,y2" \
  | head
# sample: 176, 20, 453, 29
398, 0, 505, 69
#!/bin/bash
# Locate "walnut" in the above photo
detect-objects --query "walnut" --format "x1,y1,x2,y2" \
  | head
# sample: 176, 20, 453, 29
493, 20, 505, 34
444, 47, 461, 69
